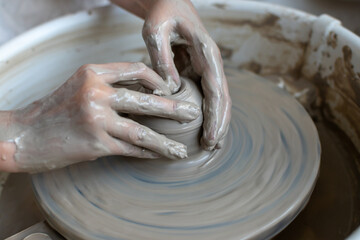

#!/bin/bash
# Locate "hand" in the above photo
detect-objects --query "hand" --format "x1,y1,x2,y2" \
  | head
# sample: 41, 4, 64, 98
9, 62, 200, 172
141, 0, 231, 150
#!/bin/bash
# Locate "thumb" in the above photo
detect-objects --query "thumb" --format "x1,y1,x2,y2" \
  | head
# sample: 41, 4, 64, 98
143, 24, 181, 93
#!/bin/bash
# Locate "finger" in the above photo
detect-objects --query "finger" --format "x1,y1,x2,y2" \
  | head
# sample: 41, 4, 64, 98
178, 26, 232, 150
90, 129, 160, 159
201, 71, 232, 150
142, 24, 181, 93
106, 114, 188, 159
109, 88, 200, 122
108, 136, 160, 159
185, 34, 231, 150
86, 62, 171, 96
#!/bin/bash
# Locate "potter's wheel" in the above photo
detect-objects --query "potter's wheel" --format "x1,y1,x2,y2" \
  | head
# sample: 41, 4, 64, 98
32, 69, 320, 240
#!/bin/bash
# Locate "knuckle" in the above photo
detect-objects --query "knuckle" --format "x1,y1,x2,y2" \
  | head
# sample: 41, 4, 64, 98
123, 145, 140, 156
78, 64, 94, 74
142, 21, 162, 36
131, 62, 148, 73
77, 64, 98, 79
82, 86, 101, 102
138, 94, 152, 106
142, 25, 164, 48
116, 87, 128, 97
129, 126, 147, 144
142, 24, 155, 40
78, 87, 105, 124
80, 107, 98, 126
142, 22, 152, 37
77, 64, 89, 73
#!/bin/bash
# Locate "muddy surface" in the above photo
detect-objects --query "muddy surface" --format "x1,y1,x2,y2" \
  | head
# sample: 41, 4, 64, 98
313, 45, 360, 153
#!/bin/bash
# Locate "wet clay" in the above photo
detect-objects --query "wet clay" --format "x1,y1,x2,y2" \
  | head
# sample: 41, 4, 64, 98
31, 69, 320, 240
312, 45, 360, 151
4, 120, 360, 240
131, 77, 206, 156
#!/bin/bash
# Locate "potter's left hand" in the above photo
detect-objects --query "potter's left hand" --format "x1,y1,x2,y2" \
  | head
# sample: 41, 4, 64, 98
113, 0, 232, 150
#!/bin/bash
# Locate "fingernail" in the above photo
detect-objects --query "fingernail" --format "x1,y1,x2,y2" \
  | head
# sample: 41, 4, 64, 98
204, 145, 215, 151
168, 142, 188, 159
153, 89, 163, 96
201, 138, 215, 151
165, 75, 181, 94
176, 102, 201, 121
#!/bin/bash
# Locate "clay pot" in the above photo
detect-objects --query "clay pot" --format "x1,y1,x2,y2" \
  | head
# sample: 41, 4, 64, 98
131, 78, 204, 156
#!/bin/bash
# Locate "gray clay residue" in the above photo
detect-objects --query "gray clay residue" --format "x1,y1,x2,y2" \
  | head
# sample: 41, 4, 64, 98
30, 69, 320, 240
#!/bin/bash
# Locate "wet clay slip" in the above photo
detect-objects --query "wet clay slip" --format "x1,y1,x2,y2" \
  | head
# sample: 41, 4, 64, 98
32, 69, 321, 240
131, 77, 206, 157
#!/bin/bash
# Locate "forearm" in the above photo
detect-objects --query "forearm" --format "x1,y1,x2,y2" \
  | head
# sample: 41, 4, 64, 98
110, 0, 154, 19
0, 111, 18, 172
111, 0, 193, 19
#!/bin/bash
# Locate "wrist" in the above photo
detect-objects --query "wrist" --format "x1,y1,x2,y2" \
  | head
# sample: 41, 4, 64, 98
112, 0, 193, 19
0, 141, 18, 172
111, 0, 152, 19
0, 102, 45, 172
0, 111, 19, 172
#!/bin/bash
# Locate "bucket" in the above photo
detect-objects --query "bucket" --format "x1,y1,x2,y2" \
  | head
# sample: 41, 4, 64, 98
0, 1, 359, 239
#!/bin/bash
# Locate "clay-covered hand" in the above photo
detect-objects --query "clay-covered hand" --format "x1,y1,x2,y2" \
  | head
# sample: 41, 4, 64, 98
6, 63, 200, 172
112, 0, 232, 150
143, 0, 231, 150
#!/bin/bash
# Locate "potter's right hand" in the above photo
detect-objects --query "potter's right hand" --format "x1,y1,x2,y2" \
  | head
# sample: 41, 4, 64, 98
112, 0, 232, 151
1, 63, 200, 172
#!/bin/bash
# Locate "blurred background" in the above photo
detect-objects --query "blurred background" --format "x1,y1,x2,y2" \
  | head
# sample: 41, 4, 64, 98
0, 0, 359, 46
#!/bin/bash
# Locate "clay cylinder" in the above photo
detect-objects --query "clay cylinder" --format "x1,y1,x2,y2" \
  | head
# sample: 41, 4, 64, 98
132, 78, 204, 156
